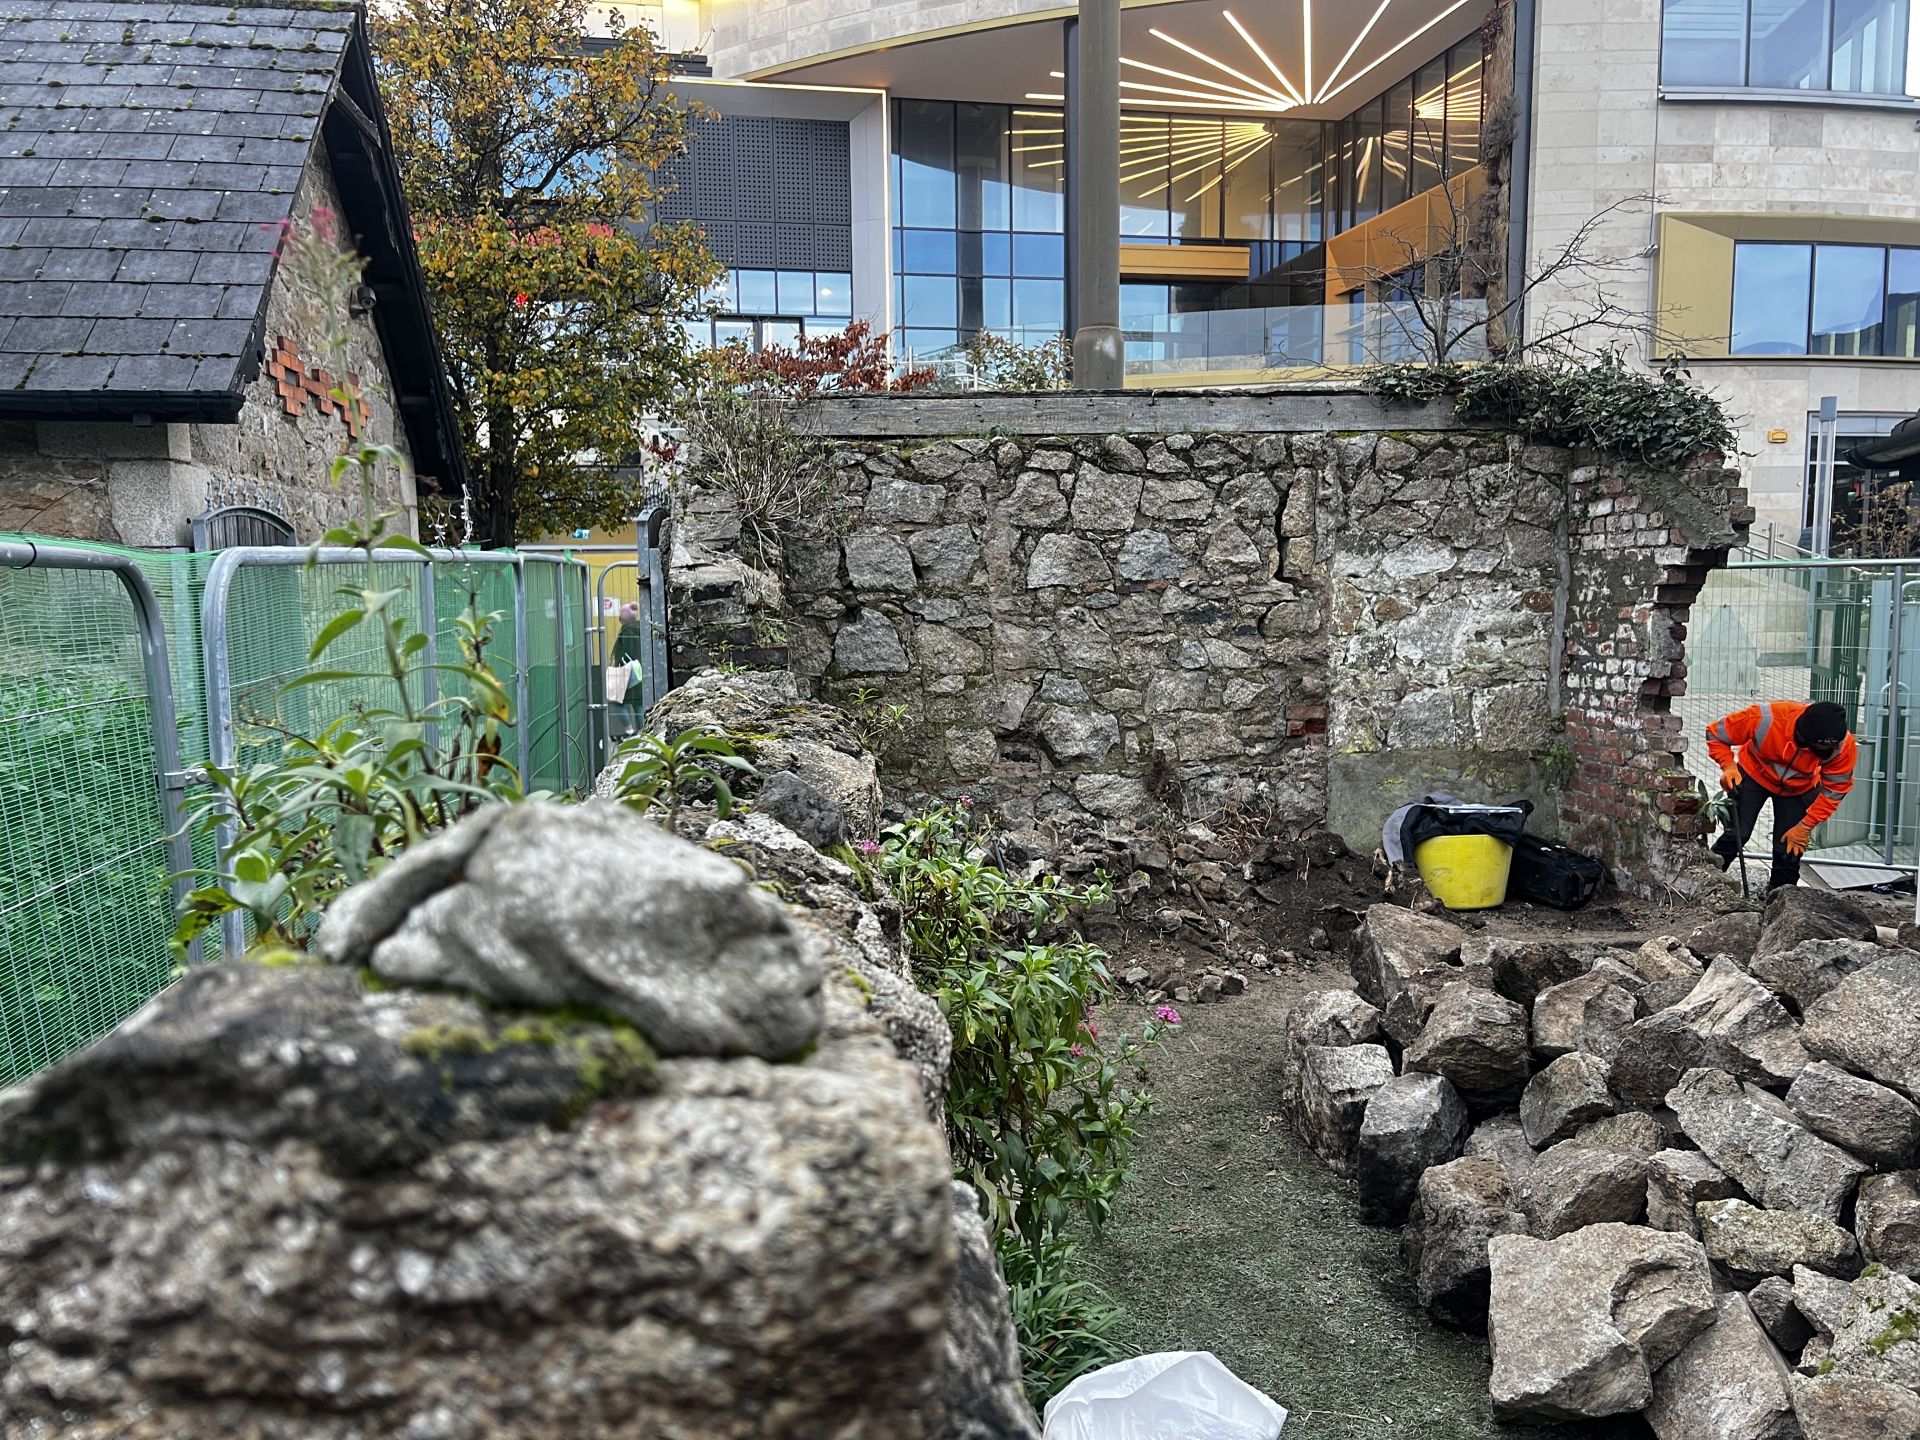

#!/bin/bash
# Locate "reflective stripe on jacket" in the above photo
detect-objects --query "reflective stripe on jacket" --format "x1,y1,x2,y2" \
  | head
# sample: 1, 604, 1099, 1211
1704, 702, 1857, 827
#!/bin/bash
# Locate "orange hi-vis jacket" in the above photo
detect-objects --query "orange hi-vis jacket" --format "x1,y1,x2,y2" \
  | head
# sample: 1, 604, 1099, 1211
1704, 701, 1858, 827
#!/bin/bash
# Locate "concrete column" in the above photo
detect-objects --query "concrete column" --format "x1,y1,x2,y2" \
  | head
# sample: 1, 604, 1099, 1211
1070, 0, 1122, 390
848, 96, 893, 337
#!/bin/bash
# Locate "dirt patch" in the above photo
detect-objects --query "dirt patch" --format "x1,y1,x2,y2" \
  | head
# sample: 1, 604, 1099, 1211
1081, 965, 1651, 1438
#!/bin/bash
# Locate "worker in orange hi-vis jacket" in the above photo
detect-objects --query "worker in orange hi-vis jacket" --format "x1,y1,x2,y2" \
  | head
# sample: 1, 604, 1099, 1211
1704, 700, 1857, 893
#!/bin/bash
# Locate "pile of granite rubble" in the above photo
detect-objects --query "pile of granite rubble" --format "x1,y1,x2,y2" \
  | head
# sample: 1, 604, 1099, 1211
1281, 885, 1920, 1437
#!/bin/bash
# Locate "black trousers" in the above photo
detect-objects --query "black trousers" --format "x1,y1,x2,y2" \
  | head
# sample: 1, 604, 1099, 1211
1710, 774, 1816, 891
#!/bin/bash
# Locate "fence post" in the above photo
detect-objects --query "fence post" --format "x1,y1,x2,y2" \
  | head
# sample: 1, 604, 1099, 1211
420, 557, 439, 753
511, 557, 531, 786
1887, 565, 1906, 869
641, 507, 669, 713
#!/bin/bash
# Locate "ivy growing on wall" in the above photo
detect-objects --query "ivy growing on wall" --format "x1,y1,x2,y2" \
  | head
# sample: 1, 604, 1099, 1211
1364, 355, 1737, 471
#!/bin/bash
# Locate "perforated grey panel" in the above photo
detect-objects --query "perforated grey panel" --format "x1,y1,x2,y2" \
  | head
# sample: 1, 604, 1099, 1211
657, 114, 851, 271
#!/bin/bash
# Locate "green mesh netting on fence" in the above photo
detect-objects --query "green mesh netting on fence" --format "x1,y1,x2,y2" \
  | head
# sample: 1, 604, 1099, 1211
0, 541, 590, 1086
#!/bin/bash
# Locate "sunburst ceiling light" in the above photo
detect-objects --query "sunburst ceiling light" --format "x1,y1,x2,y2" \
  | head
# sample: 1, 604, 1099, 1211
1023, 0, 1478, 114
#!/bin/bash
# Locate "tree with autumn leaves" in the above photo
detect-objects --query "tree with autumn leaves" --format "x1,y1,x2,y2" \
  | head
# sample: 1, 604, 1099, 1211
374, 0, 718, 545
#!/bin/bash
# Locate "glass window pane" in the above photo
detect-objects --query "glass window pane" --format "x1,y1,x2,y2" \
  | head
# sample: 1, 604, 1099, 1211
1120, 115, 1170, 237
982, 277, 1012, 330
714, 319, 753, 349
679, 317, 711, 348
1445, 41, 1482, 177
1732, 243, 1813, 354
901, 274, 958, 328
815, 272, 852, 317
1831, 0, 1910, 91
1813, 244, 1887, 355
1012, 278, 1064, 330
1224, 121, 1273, 240
898, 100, 957, 228
1013, 231, 1064, 277
1887, 249, 1920, 356
902, 328, 959, 357
1412, 59, 1447, 194
735, 269, 776, 313
1662, 0, 1749, 83
761, 320, 802, 351
705, 272, 737, 311
1121, 283, 1169, 323
776, 271, 814, 315
1012, 108, 1064, 232
1169, 118, 1222, 241
1353, 99, 1383, 225
957, 102, 1013, 231
1751, 0, 1829, 87
903, 229, 958, 273
1382, 79, 1413, 209
1273, 123, 1323, 243
981, 231, 1012, 274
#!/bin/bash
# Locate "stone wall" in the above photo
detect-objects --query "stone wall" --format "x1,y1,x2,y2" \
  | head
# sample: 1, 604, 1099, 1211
0, 153, 417, 548
677, 390, 1749, 889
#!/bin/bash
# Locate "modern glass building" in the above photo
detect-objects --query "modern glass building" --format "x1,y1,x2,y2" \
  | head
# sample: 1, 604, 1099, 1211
630, 0, 1920, 537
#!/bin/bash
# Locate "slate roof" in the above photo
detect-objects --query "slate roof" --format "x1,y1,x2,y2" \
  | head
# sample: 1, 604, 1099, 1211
0, 0, 468, 493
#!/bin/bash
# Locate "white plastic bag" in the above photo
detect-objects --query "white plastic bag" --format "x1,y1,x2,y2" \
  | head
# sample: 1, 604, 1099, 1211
1042, 1352, 1288, 1440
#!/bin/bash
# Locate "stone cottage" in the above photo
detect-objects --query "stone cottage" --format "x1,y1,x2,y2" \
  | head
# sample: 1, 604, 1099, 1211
0, 0, 466, 546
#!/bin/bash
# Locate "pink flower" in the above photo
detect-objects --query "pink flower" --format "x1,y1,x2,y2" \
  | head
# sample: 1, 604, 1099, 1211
958, 794, 974, 809
1154, 1005, 1182, 1025
1070, 1044, 1085, 1057
855, 839, 881, 855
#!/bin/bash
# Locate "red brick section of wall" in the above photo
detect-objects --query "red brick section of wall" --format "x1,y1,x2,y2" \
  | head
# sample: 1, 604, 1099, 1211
266, 336, 372, 440
1559, 455, 1753, 890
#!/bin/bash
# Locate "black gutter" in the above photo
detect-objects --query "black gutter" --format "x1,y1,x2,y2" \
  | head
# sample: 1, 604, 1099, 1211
1844, 413, 1920, 469
1505, 0, 1536, 357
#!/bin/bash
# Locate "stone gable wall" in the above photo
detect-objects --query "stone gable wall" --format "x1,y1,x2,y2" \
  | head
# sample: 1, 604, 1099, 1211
674, 391, 1750, 890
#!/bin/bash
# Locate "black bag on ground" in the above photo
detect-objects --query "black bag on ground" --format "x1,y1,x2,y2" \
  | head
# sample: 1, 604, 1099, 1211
1508, 833, 1609, 910
1393, 796, 1533, 862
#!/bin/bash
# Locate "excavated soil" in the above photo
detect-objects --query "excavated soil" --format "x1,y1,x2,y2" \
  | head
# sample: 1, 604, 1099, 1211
1077, 876, 1723, 1438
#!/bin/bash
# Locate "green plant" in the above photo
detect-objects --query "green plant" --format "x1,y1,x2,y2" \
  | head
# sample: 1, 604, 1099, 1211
960, 331, 1073, 391
847, 685, 910, 755
997, 1233, 1126, 1407
171, 215, 524, 957
612, 724, 756, 826
879, 803, 1161, 1238
1364, 353, 1737, 471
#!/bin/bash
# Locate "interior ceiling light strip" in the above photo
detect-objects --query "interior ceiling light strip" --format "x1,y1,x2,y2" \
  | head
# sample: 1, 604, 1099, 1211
1113, 2, 1474, 117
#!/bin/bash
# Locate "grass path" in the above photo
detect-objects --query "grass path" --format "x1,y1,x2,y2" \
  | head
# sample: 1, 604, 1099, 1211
1079, 969, 1644, 1439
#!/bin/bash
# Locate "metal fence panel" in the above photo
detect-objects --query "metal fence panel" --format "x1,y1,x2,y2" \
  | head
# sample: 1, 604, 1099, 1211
1680, 556, 1918, 887
0, 541, 194, 1087
0, 536, 592, 1084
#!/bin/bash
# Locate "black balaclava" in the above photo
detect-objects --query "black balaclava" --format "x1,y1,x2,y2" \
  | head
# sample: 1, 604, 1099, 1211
1794, 702, 1848, 754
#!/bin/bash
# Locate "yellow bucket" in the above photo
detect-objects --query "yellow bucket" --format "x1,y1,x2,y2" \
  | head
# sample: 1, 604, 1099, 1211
1414, 833, 1514, 911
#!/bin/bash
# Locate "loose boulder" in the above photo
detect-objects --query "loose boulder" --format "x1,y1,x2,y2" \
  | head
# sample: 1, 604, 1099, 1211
1827, 1266, 1920, 1390
1753, 938, 1885, 1015
1404, 982, 1532, 1111
1487, 937, 1589, 1009
1613, 959, 1807, 1107
1487, 1223, 1715, 1419
1350, 905, 1465, 1043
1793, 1264, 1856, 1341
1519, 1052, 1618, 1148
1403, 1156, 1528, 1330
1803, 956, 1920, 1103
1647, 1149, 1743, 1239
1791, 1374, 1920, 1440
1685, 911, 1763, 964
1355, 1072, 1471, 1226
1748, 1276, 1815, 1355
1530, 967, 1639, 1063
317, 803, 824, 1061
1646, 1289, 1800, 1440
1278, 988, 1382, 1105
1294, 1043, 1396, 1175
1571, 1111, 1668, 1154
1787, 1062, 1920, 1171
1463, 1112, 1540, 1195
1855, 1172, 1920, 1277
1697, 1198, 1860, 1283
1525, 1140, 1649, 1238
1667, 1067, 1869, 1223
1755, 886, 1879, 964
